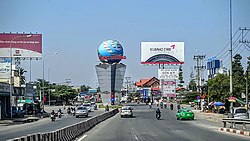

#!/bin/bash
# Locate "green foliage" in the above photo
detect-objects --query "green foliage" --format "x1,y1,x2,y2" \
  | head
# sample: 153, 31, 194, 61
178, 65, 184, 87
207, 74, 229, 102
188, 79, 197, 92
232, 54, 245, 97
80, 85, 91, 92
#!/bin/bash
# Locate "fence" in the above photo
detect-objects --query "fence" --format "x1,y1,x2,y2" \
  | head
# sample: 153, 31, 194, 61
7, 109, 119, 141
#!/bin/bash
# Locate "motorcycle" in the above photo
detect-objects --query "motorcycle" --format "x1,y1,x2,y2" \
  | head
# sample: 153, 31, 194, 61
51, 114, 56, 121
149, 105, 152, 108
160, 105, 163, 109
164, 104, 167, 108
156, 113, 161, 120
67, 108, 71, 114
170, 105, 174, 110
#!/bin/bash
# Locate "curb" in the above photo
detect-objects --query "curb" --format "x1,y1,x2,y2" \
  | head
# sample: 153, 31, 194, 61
218, 127, 250, 136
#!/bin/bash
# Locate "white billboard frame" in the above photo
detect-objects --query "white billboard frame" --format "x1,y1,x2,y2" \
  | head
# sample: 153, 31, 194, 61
141, 42, 184, 64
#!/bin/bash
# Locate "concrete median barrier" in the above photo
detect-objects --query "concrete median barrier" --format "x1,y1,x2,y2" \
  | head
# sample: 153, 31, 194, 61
7, 109, 119, 141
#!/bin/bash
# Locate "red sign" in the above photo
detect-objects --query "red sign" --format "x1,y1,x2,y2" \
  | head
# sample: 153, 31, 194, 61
0, 33, 42, 58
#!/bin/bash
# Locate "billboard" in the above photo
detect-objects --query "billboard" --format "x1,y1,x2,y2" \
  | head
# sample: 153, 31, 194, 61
141, 42, 184, 64
158, 69, 179, 80
0, 59, 10, 79
0, 33, 42, 58
162, 80, 176, 97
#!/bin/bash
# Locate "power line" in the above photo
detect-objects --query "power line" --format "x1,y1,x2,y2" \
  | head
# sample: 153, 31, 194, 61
217, 31, 241, 59
215, 30, 239, 57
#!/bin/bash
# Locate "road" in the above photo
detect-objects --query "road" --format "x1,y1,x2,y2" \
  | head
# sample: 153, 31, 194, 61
0, 108, 105, 141
78, 103, 250, 141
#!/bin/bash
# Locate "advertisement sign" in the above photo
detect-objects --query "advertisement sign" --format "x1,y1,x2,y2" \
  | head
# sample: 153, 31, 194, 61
0, 33, 42, 58
162, 80, 176, 97
158, 69, 179, 80
141, 42, 184, 64
0, 60, 10, 79
25, 83, 36, 97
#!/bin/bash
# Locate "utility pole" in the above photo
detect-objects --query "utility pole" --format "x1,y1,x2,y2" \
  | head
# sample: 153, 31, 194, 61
239, 27, 250, 44
193, 55, 206, 110
229, 0, 233, 117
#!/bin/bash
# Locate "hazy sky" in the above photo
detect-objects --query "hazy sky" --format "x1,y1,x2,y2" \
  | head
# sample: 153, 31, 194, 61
1, 0, 250, 88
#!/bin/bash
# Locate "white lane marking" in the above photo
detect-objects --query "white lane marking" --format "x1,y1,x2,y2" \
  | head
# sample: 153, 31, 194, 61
134, 135, 139, 141
77, 135, 87, 141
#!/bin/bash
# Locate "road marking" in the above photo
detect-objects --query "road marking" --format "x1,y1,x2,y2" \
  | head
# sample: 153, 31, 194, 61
77, 135, 87, 141
134, 135, 139, 141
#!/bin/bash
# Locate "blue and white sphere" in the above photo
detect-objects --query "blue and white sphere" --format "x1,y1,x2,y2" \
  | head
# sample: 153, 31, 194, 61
98, 40, 124, 63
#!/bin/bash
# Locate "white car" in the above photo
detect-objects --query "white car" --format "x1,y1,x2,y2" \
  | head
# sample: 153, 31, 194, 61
233, 107, 248, 119
120, 106, 133, 118
82, 103, 92, 112
75, 106, 88, 118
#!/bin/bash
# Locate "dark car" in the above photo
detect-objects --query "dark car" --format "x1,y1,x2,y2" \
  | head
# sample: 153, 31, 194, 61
9, 106, 25, 118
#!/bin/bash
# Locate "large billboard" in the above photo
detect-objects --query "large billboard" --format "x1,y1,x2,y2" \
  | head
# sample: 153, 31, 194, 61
0, 33, 42, 58
141, 42, 184, 64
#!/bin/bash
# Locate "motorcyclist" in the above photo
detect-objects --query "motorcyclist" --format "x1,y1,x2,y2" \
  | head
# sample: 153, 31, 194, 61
51, 110, 56, 121
170, 103, 174, 110
160, 101, 163, 108
149, 102, 152, 108
177, 104, 181, 112
51, 110, 55, 115
105, 105, 109, 112
156, 108, 161, 119
163, 101, 167, 108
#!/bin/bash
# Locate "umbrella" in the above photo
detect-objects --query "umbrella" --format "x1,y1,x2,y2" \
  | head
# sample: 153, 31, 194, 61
214, 102, 225, 106
193, 99, 199, 103
208, 102, 214, 106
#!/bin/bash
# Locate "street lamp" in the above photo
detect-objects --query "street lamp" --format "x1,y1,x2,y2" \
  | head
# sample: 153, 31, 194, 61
9, 34, 32, 119
42, 52, 58, 116
29, 51, 37, 82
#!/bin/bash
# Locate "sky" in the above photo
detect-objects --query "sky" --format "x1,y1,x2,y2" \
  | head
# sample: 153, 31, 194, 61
1, 0, 250, 88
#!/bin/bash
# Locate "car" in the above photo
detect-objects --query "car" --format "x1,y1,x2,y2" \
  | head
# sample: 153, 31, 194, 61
176, 108, 194, 120
90, 102, 98, 110
120, 106, 133, 118
75, 106, 88, 118
82, 103, 92, 112
10, 106, 25, 118
233, 107, 248, 119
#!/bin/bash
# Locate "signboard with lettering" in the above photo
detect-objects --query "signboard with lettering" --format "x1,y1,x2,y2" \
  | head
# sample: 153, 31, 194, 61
158, 69, 179, 80
141, 42, 184, 64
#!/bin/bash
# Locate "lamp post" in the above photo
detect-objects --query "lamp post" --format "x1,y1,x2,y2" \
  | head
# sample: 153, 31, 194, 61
9, 34, 32, 119
29, 51, 36, 82
42, 52, 58, 116
48, 67, 52, 106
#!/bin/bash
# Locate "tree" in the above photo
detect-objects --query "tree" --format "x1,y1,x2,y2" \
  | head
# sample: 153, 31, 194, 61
178, 65, 184, 87
188, 68, 197, 91
80, 85, 91, 92
232, 54, 245, 98
207, 74, 229, 102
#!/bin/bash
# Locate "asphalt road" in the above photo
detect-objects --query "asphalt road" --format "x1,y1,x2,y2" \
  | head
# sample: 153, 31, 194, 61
0, 109, 105, 141
78, 103, 250, 141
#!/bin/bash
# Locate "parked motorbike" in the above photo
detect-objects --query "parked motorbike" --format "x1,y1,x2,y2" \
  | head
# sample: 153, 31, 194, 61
156, 113, 161, 120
